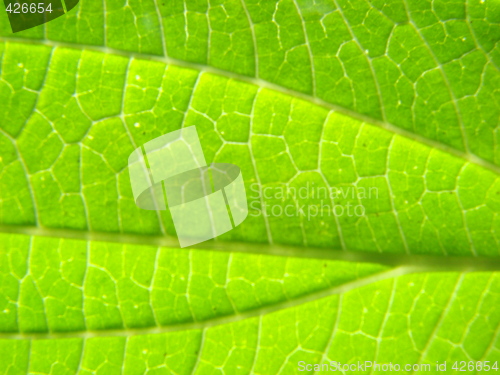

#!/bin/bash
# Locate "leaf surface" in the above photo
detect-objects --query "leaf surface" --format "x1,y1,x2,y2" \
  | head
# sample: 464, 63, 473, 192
0, 0, 499, 373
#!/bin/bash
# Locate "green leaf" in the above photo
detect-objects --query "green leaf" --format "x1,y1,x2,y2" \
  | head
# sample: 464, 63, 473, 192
0, 0, 499, 373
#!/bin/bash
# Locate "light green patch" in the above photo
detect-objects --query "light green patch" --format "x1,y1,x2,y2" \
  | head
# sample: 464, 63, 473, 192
0, 0, 499, 371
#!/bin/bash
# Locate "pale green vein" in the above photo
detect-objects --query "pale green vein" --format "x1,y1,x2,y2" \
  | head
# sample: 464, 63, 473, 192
0, 224, 499, 270
1, 37, 498, 178
0, 266, 414, 340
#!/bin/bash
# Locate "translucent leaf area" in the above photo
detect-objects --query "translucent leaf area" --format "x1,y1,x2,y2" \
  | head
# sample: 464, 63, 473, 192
0, 0, 499, 373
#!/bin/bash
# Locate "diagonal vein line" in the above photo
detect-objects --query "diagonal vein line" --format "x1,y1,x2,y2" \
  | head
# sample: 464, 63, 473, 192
153, 0, 167, 56
313, 295, 342, 374
1, 37, 498, 177
1, 224, 500, 271
411, 274, 465, 371
291, 0, 316, 96
239, 0, 259, 78
401, 0, 470, 154
0, 266, 414, 340
190, 329, 206, 375
331, 0, 386, 122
